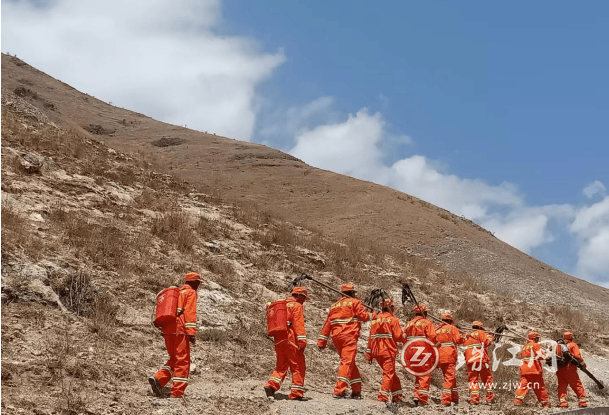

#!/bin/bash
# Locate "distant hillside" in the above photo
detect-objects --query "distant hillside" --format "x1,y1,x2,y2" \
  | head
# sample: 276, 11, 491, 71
2, 53, 607, 319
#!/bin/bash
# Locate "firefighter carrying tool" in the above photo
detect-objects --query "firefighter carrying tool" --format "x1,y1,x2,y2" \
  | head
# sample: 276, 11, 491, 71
435, 313, 464, 406
463, 320, 496, 404
365, 298, 405, 404
318, 283, 376, 399
264, 286, 310, 401
149, 272, 202, 398
403, 304, 436, 405
513, 331, 550, 408
556, 331, 588, 408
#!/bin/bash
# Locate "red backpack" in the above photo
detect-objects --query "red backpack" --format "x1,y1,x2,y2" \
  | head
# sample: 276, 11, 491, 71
266, 299, 288, 336
154, 286, 180, 328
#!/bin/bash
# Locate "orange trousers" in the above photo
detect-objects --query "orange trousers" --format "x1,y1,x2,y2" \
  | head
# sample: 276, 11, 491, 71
375, 354, 402, 402
333, 336, 362, 395
467, 363, 495, 403
514, 374, 549, 407
265, 341, 306, 399
557, 365, 587, 407
439, 363, 459, 405
412, 374, 431, 404
153, 334, 191, 397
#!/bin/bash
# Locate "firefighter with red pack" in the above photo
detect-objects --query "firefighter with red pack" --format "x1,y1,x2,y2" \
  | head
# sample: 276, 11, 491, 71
403, 304, 436, 405
463, 320, 495, 404
435, 313, 464, 406
149, 272, 202, 398
317, 283, 376, 399
556, 331, 587, 408
264, 287, 310, 401
365, 298, 405, 404
513, 331, 550, 408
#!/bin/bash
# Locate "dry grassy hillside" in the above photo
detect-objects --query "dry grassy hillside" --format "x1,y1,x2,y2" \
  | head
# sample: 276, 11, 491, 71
1, 54, 609, 414
2, 53, 609, 321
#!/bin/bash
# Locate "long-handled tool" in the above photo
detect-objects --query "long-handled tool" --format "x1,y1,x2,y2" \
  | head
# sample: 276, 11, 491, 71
575, 361, 605, 390
401, 283, 469, 334
289, 273, 375, 311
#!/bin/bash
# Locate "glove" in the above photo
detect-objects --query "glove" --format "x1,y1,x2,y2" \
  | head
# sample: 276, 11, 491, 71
189, 335, 196, 345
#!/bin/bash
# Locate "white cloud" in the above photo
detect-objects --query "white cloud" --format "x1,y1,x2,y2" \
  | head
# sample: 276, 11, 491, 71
1, 0, 285, 141
582, 180, 606, 199
571, 196, 609, 284
288, 109, 580, 256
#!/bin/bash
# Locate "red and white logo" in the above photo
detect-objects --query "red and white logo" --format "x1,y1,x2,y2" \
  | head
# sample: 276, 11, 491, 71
400, 338, 439, 376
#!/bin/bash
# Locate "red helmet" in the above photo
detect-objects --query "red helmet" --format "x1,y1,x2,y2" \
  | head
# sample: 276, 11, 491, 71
528, 331, 540, 340
381, 298, 394, 309
563, 331, 574, 341
413, 304, 428, 314
292, 286, 310, 301
472, 321, 484, 328
341, 283, 356, 292
185, 272, 202, 283
441, 313, 454, 321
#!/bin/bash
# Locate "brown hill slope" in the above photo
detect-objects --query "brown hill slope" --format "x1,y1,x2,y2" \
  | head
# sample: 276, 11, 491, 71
2, 53, 608, 318
2, 57, 608, 414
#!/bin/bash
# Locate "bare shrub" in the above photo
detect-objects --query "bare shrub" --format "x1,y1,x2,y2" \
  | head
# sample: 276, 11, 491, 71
151, 210, 197, 252
52, 271, 97, 317
454, 296, 486, 326
202, 256, 236, 289
88, 292, 120, 339
197, 328, 229, 344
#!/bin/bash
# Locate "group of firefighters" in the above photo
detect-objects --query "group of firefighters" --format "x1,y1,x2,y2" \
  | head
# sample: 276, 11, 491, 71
148, 274, 588, 409
263, 283, 589, 409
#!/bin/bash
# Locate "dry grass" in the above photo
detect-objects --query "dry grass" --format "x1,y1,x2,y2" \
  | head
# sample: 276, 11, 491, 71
151, 210, 197, 253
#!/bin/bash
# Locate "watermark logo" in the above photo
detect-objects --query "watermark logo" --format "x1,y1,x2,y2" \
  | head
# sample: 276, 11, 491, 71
400, 338, 439, 376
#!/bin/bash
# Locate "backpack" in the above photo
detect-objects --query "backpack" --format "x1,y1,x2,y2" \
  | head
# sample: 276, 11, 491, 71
154, 286, 180, 328
546, 339, 572, 367
266, 299, 288, 336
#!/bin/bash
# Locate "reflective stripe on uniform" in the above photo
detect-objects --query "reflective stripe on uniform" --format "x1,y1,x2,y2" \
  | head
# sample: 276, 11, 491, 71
370, 333, 393, 339
465, 343, 482, 349
184, 323, 197, 327
269, 377, 282, 385
162, 365, 173, 374
291, 385, 305, 391
418, 390, 429, 395
172, 377, 189, 383
366, 348, 372, 353
440, 342, 455, 347
407, 336, 425, 340
337, 376, 350, 384
392, 389, 403, 396
330, 317, 361, 325
350, 378, 362, 385
443, 389, 452, 394
297, 336, 307, 340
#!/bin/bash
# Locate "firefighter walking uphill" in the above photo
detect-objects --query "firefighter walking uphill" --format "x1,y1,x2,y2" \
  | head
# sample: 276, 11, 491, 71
317, 283, 376, 399
463, 320, 496, 404
365, 298, 405, 405
264, 286, 310, 401
403, 304, 436, 405
556, 331, 587, 408
149, 272, 202, 398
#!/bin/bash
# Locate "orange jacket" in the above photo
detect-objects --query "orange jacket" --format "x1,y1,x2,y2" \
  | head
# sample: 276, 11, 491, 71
463, 329, 493, 364
556, 340, 583, 364
317, 296, 374, 347
365, 311, 404, 358
520, 340, 546, 375
404, 315, 436, 343
435, 322, 464, 364
273, 296, 307, 349
162, 284, 198, 336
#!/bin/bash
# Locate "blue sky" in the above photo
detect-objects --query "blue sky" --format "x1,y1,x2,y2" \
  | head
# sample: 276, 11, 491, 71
2, 0, 608, 287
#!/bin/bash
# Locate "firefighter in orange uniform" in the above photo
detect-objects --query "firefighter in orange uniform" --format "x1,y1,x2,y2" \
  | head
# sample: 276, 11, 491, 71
264, 286, 310, 401
149, 272, 202, 398
435, 313, 464, 406
513, 331, 550, 408
317, 283, 376, 399
365, 298, 405, 404
403, 304, 436, 405
556, 331, 587, 408
463, 321, 495, 404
